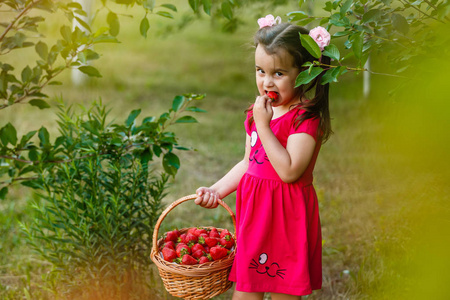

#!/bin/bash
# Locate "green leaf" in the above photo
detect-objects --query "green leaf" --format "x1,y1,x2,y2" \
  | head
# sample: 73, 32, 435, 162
143, 0, 156, 10
295, 67, 323, 87
140, 148, 153, 164
74, 16, 91, 32
324, 1, 334, 12
60, 25, 72, 42
38, 127, 50, 147
185, 106, 207, 113
21, 66, 32, 83
299, 34, 322, 59
202, 0, 212, 15
84, 49, 100, 61
175, 116, 198, 123
107, 12, 120, 37
0, 123, 17, 146
161, 4, 177, 11
126, 109, 141, 127
221, 1, 233, 20
153, 145, 162, 157
340, 0, 352, 17
140, 17, 150, 38
35, 41, 48, 60
323, 44, 340, 61
295, 18, 315, 26
362, 9, 382, 23
93, 35, 119, 44
163, 152, 180, 175
21, 180, 42, 190
19, 130, 37, 147
0, 187, 8, 200
78, 66, 102, 77
351, 32, 364, 59
29, 99, 51, 109
287, 11, 309, 22
188, 0, 199, 12
391, 13, 409, 35
156, 11, 174, 19
320, 66, 343, 85
333, 31, 352, 37
172, 95, 185, 112
28, 149, 38, 161
67, 2, 83, 9
78, 51, 87, 64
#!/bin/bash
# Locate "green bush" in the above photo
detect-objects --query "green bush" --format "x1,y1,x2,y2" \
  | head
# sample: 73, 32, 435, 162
16, 94, 204, 298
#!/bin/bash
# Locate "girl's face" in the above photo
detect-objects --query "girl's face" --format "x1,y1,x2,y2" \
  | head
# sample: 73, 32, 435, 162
255, 45, 300, 108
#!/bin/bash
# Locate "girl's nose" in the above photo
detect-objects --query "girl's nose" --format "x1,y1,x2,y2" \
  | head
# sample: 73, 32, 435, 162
264, 76, 274, 87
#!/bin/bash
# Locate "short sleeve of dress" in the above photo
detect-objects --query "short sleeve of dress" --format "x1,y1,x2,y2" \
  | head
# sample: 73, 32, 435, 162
289, 111, 320, 142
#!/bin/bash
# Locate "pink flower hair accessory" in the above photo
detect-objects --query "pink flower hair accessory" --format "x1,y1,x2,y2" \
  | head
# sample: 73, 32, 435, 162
257, 14, 281, 29
309, 26, 331, 51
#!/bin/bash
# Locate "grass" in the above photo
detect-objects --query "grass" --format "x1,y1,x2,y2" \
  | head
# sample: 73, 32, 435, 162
2, 1, 450, 299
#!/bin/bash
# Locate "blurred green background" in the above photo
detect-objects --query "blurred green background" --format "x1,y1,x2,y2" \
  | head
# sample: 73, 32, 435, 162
1, 0, 449, 299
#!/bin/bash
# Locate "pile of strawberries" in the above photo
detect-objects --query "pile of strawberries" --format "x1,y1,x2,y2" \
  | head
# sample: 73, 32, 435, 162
159, 227, 235, 265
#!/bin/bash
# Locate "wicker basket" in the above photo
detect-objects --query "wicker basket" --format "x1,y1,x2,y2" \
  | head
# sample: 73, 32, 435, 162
150, 194, 237, 300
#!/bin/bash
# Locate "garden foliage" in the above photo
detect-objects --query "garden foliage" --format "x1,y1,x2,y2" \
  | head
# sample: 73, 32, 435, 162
16, 94, 205, 297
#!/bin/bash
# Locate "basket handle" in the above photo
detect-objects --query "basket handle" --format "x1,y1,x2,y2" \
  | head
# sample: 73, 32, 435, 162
151, 194, 237, 253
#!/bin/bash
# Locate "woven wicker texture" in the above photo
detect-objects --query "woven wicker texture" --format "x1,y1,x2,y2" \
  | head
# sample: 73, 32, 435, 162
150, 194, 237, 300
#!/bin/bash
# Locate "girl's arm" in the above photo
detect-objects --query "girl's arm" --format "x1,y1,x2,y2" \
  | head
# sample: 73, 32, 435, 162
194, 134, 251, 208
253, 96, 316, 183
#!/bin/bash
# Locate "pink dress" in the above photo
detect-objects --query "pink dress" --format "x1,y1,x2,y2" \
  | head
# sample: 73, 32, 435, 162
229, 107, 322, 296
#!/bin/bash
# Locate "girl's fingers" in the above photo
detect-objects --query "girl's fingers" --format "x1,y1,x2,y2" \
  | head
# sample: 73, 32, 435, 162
194, 188, 220, 208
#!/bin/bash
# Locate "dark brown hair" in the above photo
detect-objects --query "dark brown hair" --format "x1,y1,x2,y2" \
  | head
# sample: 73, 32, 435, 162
249, 23, 332, 143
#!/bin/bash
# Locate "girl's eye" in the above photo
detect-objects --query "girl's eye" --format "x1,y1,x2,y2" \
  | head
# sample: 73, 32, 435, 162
256, 68, 264, 74
275, 72, 283, 77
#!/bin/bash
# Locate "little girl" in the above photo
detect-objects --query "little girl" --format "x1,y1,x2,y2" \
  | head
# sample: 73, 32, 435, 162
195, 15, 332, 300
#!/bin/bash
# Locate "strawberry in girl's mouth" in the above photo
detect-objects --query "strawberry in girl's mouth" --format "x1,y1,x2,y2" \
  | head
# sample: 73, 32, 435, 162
266, 91, 279, 102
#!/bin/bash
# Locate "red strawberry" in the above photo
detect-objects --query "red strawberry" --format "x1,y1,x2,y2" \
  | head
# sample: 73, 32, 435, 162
163, 241, 176, 250
204, 237, 218, 247
162, 247, 177, 262
165, 230, 179, 242
178, 233, 187, 244
220, 229, 231, 238
187, 227, 197, 235
191, 243, 206, 253
204, 246, 210, 253
198, 236, 206, 245
194, 228, 208, 237
199, 233, 208, 239
219, 235, 235, 249
185, 233, 198, 244
176, 243, 191, 257
192, 249, 204, 259
267, 91, 279, 101
210, 246, 228, 261
181, 254, 198, 265
209, 228, 220, 238
199, 256, 211, 264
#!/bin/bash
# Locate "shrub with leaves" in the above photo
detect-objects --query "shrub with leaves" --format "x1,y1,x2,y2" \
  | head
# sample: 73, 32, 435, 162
290, 0, 450, 85
14, 93, 205, 298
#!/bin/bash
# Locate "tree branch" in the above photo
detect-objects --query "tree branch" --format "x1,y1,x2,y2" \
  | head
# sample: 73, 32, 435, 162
0, 176, 39, 187
399, 0, 445, 23
0, 0, 39, 43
